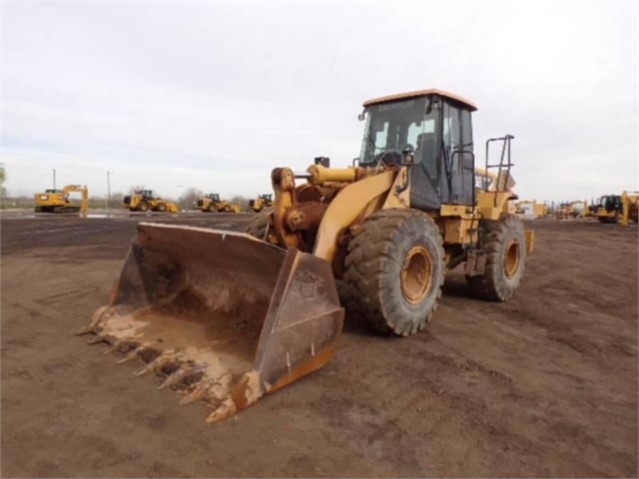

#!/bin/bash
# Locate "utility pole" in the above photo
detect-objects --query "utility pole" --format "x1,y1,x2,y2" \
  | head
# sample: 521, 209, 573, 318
106, 171, 111, 211
52, 168, 56, 189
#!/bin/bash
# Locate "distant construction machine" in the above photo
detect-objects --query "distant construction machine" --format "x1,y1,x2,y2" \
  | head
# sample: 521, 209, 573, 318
589, 192, 639, 225
196, 193, 240, 213
34, 184, 88, 215
248, 194, 273, 213
556, 200, 587, 220
123, 190, 179, 213
515, 200, 547, 219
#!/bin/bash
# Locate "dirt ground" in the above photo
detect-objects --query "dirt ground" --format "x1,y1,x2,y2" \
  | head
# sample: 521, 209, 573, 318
1, 213, 637, 478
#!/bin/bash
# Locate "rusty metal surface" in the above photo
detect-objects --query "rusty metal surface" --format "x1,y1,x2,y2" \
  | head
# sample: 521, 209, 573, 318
81, 222, 343, 423
363, 88, 478, 111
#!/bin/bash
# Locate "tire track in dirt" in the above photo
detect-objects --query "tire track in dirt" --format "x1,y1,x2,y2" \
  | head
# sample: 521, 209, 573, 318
2, 217, 637, 478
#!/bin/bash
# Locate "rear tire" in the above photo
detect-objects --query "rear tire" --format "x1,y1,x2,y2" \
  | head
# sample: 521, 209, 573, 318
343, 209, 445, 336
469, 213, 526, 301
138, 201, 149, 212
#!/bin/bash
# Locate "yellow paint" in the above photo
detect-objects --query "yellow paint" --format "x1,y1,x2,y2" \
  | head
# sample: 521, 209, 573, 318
382, 167, 410, 209
313, 171, 395, 260
307, 164, 358, 184
34, 184, 88, 216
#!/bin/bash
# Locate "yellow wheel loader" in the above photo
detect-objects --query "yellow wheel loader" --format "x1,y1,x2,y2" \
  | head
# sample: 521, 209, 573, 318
248, 194, 273, 213
123, 190, 179, 213
589, 192, 639, 225
196, 193, 241, 213
555, 200, 587, 220
81, 89, 534, 424
34, 184, 88, 215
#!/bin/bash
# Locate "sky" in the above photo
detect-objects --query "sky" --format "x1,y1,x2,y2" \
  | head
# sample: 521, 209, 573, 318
1, 0, 637, 202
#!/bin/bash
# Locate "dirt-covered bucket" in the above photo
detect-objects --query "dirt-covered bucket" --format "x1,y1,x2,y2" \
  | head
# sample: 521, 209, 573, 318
81, 223, 343, 423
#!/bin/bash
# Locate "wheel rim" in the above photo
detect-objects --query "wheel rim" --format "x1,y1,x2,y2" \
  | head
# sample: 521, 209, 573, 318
503, 239, 520, 278
400, 246, 432, 304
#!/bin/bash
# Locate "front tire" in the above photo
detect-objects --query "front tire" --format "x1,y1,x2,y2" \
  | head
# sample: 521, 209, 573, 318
469, 213, 526, 301
343, 209, 445, 336
156, 203, 167, 212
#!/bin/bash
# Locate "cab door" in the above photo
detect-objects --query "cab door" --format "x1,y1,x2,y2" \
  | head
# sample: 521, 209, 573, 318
443, 102, 474, 205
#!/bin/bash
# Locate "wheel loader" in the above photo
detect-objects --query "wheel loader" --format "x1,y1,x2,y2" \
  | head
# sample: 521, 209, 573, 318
248, 194, 273, 213
555, 200, 587, 220
196, 193, 241, 213
123, 189, 179, 213
34, 184, 88, 215
589, 192, 639, 225
81, 89, 534, 424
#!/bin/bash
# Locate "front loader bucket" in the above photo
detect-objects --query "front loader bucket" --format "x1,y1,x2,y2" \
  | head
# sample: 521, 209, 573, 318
81, 223, 343, 423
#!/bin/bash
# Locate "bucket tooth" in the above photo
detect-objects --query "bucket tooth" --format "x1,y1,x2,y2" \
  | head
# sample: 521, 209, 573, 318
157, 365, 201, 390
116, 343, 153, 364
134, 351, 178, 377
87, 336, 107, 345
179, 380, 215, 406
76, 325, 94, 336
102, 339, 130, 355
78, 305, 110, 335
205, 397, 237, 423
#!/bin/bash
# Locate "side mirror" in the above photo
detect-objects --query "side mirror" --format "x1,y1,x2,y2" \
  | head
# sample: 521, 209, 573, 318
358, 112, 366, 121
401, 146, 415, 165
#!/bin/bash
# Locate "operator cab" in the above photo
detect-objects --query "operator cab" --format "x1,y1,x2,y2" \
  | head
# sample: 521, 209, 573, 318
601, 195, 622, 212
206, 193, 220, 201
359, 89, 477, 209
45, 189, 63, 194
135, 189, 155, 198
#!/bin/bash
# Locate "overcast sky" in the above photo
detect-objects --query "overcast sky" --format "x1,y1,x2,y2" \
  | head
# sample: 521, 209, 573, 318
1, 1, 637, 202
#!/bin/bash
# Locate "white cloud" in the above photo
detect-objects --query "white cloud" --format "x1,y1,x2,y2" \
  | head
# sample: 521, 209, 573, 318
1, 1, 637, 201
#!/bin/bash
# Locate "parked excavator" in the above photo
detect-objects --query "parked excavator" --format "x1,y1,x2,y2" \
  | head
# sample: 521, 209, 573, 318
81, 89, 534, 424
589, 192, 639, 225
248, 194, 273, 213
123, 190, 179, 213
34, 184, 88, 215
196, 193, 241, 213
555, 200, 587, 220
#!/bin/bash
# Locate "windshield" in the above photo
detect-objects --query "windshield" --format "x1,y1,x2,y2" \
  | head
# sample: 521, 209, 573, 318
359, 97, 437, 165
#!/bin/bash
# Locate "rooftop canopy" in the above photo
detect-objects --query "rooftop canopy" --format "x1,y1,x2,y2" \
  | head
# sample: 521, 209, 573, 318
363, 88, 477, 112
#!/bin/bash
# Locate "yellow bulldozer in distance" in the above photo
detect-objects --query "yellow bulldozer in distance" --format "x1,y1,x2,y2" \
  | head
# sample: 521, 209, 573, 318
589, 192, 639, 225
196, 193, 241, 213
123, 189, 179, 213
34, 184, 88, 215
248, 193, 273, 213
81, 89, 534, 424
